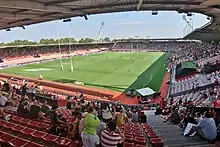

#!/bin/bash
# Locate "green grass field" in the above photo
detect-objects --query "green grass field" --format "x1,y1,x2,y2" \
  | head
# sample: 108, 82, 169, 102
1, 52, 168, 92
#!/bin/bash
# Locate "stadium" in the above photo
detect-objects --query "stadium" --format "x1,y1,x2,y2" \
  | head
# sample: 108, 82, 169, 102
0, 0, 220, 147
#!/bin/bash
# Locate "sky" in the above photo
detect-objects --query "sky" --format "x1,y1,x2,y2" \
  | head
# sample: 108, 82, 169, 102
0, 11, 210, 43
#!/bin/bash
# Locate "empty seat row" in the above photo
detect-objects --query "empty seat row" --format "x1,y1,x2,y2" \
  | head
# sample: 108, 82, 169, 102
10, 115, 50, 131
3, 109, 51, 124
0, 119, 79, 147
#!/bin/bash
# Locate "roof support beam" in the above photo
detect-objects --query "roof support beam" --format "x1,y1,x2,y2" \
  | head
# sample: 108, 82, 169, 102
137, 0, 143, 11
45, 0, 80, 6
0, 0, 73, 14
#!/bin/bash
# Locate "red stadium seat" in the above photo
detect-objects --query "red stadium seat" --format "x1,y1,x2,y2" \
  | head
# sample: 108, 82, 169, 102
55, 137, 72, 147
136, 144, 148, 147
0, 130, 6, 138
21, 128, 37, 136
12, 125, 26, 133
0, 119, 7, 126
19, 118, 31, 126
43, 134, 59, 144
42, 119, 51, 124
10, 138, 30, 147
38, 123, 50, 131
26, 142, 44, 147
134, 137, 146, 145
31, 131, 47, 139
124, 142, 134, 147
3, 121, 17, 129
125, 135, 134, 143
68, 141, 82, 147
147, 133, 158, 138
124, 130, 133, 135
150, 137, 164, 147
145, 128, 154, 133
11, 116, 23, 123
134, 132, 144, 137
27, 121, 41, 128
0, 133, 17, 144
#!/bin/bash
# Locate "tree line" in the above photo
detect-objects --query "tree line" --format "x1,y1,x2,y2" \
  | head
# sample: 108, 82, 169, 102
0, 37, 112, 46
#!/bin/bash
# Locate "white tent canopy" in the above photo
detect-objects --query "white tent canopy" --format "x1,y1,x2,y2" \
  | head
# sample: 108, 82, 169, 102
136, 87, 155, 97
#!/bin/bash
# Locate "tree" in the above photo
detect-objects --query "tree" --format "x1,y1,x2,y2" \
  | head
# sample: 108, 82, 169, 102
84, 38, 94, 43
78, 38, 85, 43
104, 37, 111, 42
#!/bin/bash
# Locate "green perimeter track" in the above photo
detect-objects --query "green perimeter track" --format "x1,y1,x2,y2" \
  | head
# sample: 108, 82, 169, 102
1, 52, 168, 92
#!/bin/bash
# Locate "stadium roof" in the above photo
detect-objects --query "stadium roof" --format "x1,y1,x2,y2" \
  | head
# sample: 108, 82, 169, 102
0, 0, 220, 40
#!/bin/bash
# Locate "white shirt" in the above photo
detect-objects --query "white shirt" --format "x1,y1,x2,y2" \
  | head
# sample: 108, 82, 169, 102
0, 96, 7, 106
102, 108, 112, 120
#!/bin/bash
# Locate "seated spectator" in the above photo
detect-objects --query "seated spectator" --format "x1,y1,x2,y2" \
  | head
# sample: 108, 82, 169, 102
17, 100, 29, 117
2, 81, 10, 92
186, 111, 217, 141
41, 100, 50, 116
195, 112, 202, 124
209, 108, 216, 118
81, 107, 101, 147
164, 108, 180, 125
68, 111, 81, 139
101, 120, 124, 147
0, 93, 8, 106
29, 100, 45, 119
181, 112, 196, 129
0, 108, 11, 121
20, 83, 28, 97
48, 106, 68, 136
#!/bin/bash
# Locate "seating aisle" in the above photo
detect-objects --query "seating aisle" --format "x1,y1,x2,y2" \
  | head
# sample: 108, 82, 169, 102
147, 115, 213, 147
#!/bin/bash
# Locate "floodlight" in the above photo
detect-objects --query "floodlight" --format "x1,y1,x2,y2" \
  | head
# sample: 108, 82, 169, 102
84, 15, 88, 20
152, 10, 158, 15
207, 17, 211, 20
63, 18, 71, 22
187, 12, 192, 17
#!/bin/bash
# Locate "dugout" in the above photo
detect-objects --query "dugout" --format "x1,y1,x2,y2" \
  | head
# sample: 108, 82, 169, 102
136, 87, 155, 104
175, 61, 197, 78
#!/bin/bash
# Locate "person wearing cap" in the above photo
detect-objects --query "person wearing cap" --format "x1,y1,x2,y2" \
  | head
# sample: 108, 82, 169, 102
81, 107, 101, 147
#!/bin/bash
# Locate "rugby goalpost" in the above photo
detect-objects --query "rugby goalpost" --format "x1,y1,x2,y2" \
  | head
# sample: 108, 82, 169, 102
57, 19, 74, 72
56, 21, 64, 71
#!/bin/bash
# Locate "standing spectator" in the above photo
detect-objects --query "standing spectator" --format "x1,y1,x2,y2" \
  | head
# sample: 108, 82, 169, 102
101, 120, 124, 147
140, 112, 147, 123
101, 103, 113, 123
132, 109, 138, 122
115, 109, 127, 125
81, 107, 101, 147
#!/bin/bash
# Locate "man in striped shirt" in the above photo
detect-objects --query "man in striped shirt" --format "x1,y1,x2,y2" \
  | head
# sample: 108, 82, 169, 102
101, 120, 124, 147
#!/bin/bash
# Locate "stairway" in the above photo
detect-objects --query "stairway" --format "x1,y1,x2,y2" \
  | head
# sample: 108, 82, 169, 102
147, 115, 213, 147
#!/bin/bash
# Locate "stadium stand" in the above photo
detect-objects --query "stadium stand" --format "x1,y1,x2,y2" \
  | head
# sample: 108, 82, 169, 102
0, 39, 220, 147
